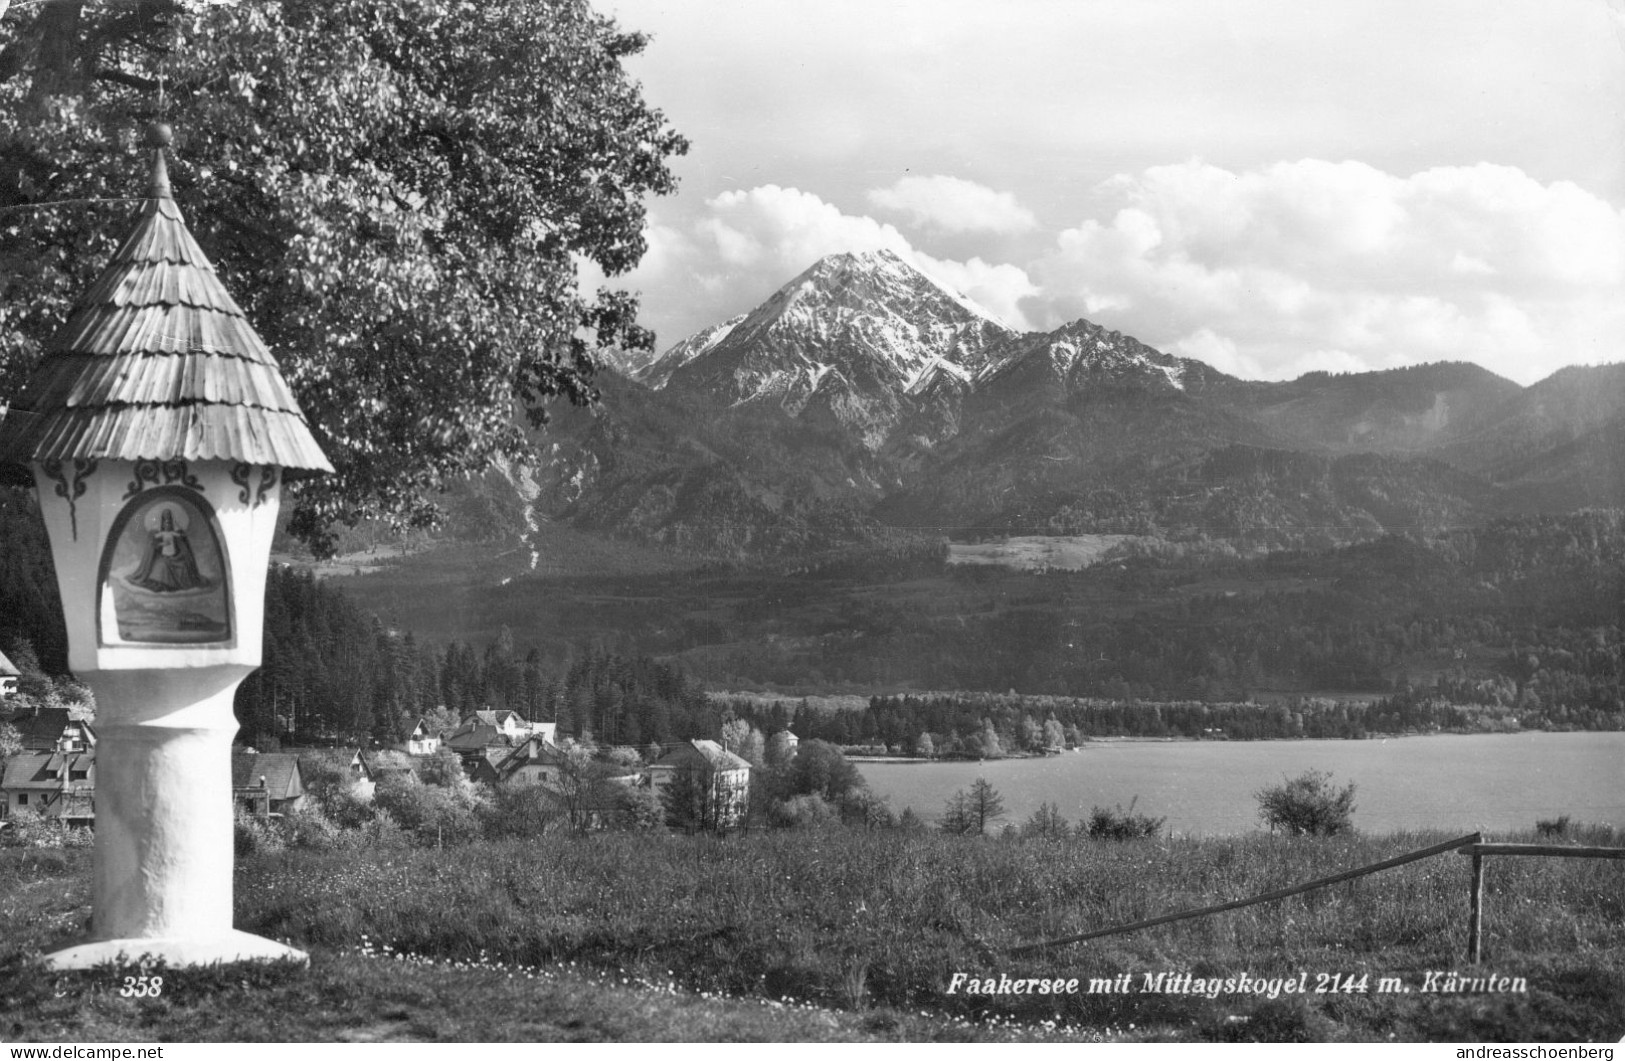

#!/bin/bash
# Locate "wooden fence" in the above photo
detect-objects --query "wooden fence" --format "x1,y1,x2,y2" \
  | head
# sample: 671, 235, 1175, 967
1460, 843, 1625, 963
1010, 832, 1625, 962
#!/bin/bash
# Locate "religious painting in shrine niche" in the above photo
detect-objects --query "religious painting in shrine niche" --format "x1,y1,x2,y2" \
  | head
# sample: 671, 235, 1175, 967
101, 489, 231, 644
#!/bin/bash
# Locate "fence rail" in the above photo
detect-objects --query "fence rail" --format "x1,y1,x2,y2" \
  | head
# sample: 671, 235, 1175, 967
1458, 843, 1625, 860
1459, 842, 1625, 963
1009, 831, 1481, 956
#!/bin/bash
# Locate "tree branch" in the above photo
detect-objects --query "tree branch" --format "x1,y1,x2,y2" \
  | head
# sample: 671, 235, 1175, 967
91, 66, 159, 91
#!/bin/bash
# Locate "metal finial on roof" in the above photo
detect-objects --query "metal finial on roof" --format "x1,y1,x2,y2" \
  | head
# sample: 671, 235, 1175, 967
146, 122, 173, 200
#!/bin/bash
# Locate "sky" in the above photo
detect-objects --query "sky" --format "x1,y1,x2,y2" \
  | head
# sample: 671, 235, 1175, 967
598, 0, 1625, 385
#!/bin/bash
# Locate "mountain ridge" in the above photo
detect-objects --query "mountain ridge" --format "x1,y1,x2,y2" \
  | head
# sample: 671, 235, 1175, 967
551, 250, 1622, 558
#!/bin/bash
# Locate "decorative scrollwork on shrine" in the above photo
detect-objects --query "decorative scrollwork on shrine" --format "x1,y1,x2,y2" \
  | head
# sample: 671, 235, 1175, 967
161, 459, 203, 492
227, 463, 278, 507
230, 462, 254, 504
256, 466, 278, 508
124, 461, 161, 499
124, 458, 205, 501
40, 458, 98, 540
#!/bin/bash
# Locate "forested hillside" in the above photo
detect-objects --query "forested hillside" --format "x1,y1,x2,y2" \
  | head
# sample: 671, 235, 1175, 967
3, 483, 1620, 746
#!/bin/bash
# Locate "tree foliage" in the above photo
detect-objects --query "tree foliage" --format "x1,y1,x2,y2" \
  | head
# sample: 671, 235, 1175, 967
1255, 769, 1357, 837
0, 0, 686, 552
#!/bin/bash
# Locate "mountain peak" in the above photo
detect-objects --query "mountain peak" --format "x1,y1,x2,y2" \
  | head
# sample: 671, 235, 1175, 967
629, 249, 1016, 447
769, 249, 1007, 331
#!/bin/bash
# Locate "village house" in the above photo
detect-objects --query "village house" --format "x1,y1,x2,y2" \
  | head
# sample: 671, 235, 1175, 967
406, 718, 441, 756
346, 748, 375, 799
485, 735, 570, 787
647, 739, 752, 831
468, 709, 530, 741
231, 750, 306, 818
0, 647, 18, 698
1, 749, 95, 826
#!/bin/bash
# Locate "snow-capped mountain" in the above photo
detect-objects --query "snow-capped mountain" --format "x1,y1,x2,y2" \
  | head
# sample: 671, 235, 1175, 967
629, 250, 1015, 448
975, 317, 1230, 398
626, 249, 1250, 450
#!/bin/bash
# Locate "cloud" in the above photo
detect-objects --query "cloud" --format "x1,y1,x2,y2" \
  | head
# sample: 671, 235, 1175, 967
912, 255, 1037, 329
695, 185, 914, 272
625, 185, 1038, 344
617, 162, 1625, 386
1029, 160, 1625, 383
866, 175, 1038, 235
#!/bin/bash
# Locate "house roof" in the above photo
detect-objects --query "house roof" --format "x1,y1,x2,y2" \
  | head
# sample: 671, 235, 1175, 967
469, 710, 524, 729
231, 751, 303, 799
652, 739, 751, 773
499, 735, 567, 768
445, 722, 511, 752
7, 708, 95, 750
0, 647, 18, 678
347, 749, 374, 780
1, 751, 95, 791
0, 127, 331, 479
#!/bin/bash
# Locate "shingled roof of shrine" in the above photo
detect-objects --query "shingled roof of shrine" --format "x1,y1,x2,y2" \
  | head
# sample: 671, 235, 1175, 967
0, 127, 332, 478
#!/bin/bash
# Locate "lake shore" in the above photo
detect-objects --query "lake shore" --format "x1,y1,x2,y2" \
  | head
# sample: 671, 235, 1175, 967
858, 731, 1625, 836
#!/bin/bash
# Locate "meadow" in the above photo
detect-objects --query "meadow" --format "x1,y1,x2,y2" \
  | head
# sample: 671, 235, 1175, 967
2, 825, 1621, 1042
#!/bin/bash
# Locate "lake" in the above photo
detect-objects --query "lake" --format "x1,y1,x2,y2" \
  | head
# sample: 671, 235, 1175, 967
857, 731, 1625, 836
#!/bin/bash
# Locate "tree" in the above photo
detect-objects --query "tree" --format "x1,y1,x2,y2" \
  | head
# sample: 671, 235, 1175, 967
0, 0, 686, 552
938, 791, 978, 836
1022, 801, 1069, 840
780, 740, 864, 805
720, 717, 751, 755
941, 778, 1006, 836
966, 777, 1006, 834
913, 732, 935, 759
0, 722, 21, 761
736, 726, 766, 767
1255, 769, 1358, 837
660, 760, 718, 834
555, 739, 612, 835
977, 720, 1003, 758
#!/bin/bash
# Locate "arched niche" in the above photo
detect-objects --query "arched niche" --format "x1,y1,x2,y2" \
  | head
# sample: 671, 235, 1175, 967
97, 486, 233, 646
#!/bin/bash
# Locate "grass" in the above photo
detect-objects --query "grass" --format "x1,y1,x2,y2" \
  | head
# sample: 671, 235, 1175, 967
2, 828, 1621, 1042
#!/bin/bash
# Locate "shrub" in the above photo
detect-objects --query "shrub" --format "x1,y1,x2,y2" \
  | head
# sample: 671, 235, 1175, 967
1255, 769, 1357, 836
373, 774, 487, 846
322, 784, 379, 831
612, 784, 667, 831
1085, 797, 1165, 841
279, 804, 351, 851
479, 783, 564, 840
768, 793, 839, 829
839, 789, 895, 830
0, 810, 68, 849
234, 810, 285, 857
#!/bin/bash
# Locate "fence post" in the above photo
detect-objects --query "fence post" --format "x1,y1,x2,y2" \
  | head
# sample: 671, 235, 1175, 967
1467, 850, 1484, 964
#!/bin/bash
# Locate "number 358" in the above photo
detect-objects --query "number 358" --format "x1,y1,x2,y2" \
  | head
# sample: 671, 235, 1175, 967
119, 975, 163, 998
